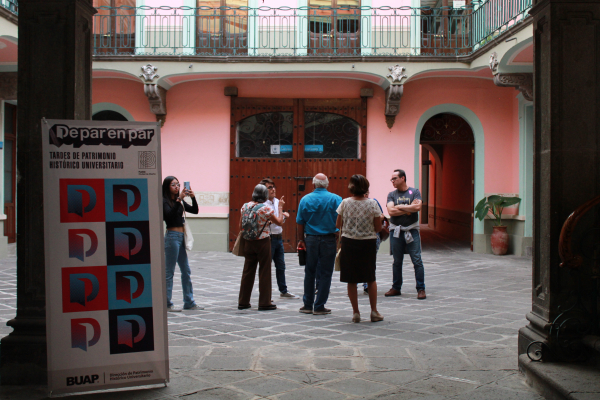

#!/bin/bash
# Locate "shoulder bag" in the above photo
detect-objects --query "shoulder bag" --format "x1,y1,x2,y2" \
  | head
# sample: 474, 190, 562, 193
183, 210, 194, 251
232, 231, 246, 256
334, 200, 344, 271
380, 216, 390, 242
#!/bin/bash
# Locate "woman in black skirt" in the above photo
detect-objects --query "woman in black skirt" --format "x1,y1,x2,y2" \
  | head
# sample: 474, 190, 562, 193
336, 174, 383, 323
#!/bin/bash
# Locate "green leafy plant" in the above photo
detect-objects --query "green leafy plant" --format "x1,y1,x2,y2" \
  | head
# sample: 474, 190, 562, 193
474, 195, 521, 226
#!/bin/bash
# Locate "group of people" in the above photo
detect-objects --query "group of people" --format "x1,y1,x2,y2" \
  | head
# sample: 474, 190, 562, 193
161, 169, 427, 322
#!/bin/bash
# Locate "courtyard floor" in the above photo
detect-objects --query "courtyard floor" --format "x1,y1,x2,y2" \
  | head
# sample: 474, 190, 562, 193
0, 230, 544, 399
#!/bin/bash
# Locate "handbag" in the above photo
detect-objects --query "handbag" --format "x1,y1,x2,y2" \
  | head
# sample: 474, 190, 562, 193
334, 229, 342, 272
380, 216, 390, 242
183, 211, 194, 251
232, 231, 246, 256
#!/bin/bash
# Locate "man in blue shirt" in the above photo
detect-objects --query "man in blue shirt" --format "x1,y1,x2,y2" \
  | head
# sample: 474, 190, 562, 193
297, 173, 342, 315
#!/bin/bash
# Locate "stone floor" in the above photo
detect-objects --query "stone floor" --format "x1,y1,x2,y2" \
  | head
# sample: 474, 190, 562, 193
0, 230, 545, 399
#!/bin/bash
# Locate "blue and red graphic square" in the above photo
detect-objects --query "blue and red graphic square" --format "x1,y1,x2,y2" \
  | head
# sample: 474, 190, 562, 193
108, 307, 154, 354
107, 264, 152, 310
62, 266, 108, 313
105, 221, 151, 266
60, 179, 106, 223
105, 179, 149, 222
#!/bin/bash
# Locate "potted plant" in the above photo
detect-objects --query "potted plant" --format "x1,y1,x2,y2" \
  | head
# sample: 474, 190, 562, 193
474, 195, 521, 255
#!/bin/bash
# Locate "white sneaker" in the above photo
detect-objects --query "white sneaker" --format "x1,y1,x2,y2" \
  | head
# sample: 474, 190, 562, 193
184, 305, 205, 311
280, 292, 297, 298
167, 305, 182, 312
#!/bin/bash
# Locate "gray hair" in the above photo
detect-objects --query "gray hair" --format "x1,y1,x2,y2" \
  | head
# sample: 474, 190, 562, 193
313, 176, 329, 188
252, 184, 269, 203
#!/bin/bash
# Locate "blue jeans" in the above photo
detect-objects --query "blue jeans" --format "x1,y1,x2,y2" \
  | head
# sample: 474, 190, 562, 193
390, 229, 425, 292
271, 236, 287, 293
304, 234, 336, 311
165, 231, 196, 308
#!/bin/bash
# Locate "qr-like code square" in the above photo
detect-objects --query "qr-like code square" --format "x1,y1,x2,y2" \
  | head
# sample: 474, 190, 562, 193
138, 151, 157, 169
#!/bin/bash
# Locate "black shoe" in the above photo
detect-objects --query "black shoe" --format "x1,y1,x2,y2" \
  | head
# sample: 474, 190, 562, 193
238, 304, 251, 310
258, 304, 277, 311
313, 308, 331, 315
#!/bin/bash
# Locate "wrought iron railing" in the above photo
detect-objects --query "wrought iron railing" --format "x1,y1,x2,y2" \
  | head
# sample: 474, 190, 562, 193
0, 0, 17, 15
93, 1, 532, 57
471, 0, 532, 49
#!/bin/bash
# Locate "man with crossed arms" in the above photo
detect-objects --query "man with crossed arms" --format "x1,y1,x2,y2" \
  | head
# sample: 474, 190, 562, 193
386, 169, 426, 300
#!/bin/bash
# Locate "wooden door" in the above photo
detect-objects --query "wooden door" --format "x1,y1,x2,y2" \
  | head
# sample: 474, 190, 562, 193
3, 103, 16, 243
298, 98, 367, 199
229, 97, 367, 252
229, 98, 299, 252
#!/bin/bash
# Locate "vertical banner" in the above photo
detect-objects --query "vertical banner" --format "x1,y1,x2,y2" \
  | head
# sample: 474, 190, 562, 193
42, 120, 168, 395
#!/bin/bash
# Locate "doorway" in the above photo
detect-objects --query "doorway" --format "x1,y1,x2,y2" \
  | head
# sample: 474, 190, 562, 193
420, 113, 474, 248
229, 97, 367, 252
3, 103, 16, 243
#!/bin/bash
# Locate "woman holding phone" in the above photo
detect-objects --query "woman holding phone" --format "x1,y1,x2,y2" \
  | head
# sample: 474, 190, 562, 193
162, 176, 202, 312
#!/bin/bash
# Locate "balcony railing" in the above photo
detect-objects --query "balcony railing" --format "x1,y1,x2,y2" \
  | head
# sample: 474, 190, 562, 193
0, 0, 18, 15
93, 1, 531, 58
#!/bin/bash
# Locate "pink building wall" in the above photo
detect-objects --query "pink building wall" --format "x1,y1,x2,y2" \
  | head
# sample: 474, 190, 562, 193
92, 75, 521, 216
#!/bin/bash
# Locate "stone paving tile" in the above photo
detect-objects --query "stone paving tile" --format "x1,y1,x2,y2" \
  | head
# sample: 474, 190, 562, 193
231, 376, 304, 397
0, 231, 543, 399
271, 386, 348, 400
321, 377, 394, 396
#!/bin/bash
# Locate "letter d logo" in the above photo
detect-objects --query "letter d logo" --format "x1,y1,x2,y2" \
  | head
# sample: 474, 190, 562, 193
71, 318, 101, 351
113, 185, 142, 217
114, 228, 143, 260
68, 229, 98, 261
116, 315, 146, 348
115, 271, 144, 304
67, 185, 97, 217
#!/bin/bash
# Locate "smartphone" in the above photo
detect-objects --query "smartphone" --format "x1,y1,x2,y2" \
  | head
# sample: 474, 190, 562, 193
184, 182, 190, 191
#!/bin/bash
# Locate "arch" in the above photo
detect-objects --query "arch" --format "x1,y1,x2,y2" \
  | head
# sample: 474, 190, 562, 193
498, 37, 534, 74
92, 103, 135, 121
414, 104, 485, 234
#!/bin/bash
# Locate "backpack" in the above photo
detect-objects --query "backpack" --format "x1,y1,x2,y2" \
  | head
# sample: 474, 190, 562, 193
241, 203, 270, 240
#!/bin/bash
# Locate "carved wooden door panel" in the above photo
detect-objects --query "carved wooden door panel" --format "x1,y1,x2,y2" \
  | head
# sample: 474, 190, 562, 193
298, 98, 367, 202
229, 97, 367, 252
229, 98, 299, 252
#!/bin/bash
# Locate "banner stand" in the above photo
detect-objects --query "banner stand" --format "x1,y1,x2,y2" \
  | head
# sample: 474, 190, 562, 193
42, 119, 169, 396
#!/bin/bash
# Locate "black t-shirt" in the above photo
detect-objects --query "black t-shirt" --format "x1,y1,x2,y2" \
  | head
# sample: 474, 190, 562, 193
387, 188, 421, 227
163, 197, 199, 228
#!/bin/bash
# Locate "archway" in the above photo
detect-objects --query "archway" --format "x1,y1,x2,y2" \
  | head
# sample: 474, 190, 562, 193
413, 104, 485, 242
420, 113, 474, 247
92, 110, 129, 121
91, 102, 135, 121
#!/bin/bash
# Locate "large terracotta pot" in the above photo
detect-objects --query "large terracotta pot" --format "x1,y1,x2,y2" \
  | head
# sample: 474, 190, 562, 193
491, 225, 509, 255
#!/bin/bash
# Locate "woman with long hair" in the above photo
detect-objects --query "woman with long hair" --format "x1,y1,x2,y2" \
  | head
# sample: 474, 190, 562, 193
162, 176, 201, 312
336, 174, 384, 323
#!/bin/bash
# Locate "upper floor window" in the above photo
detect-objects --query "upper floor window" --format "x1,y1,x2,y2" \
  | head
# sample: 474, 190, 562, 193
197, 0, 248, 54
93, 0, 136, 53
308, 0, 360, 34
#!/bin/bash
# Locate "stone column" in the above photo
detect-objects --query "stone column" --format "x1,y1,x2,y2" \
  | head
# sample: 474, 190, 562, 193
518, 0, 600, 361
0, 0, 96, 385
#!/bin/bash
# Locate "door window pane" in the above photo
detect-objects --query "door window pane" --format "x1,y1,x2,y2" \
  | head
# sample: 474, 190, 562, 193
237, 112, 293, 158
304, 112, 360, 158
